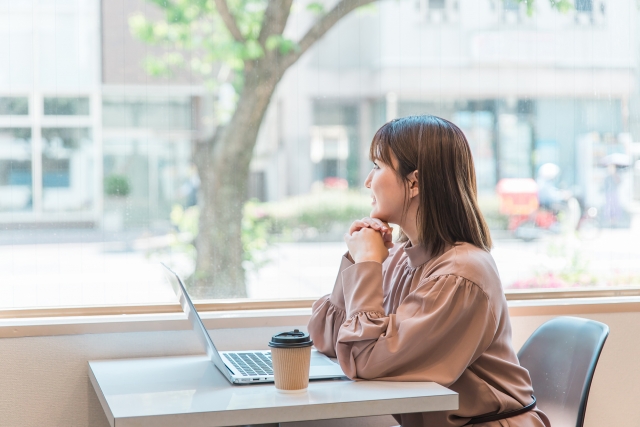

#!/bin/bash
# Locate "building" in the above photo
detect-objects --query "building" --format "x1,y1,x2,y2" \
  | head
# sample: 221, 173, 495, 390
0, 0, 638, 228
0, 0, 201, 229
257, 0, 639, 211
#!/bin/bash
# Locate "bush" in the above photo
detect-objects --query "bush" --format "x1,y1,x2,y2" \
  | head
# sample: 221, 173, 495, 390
254, 189, 372, 239
104, 174, 131, 197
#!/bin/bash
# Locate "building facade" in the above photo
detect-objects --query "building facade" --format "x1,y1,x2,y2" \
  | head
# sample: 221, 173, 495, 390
0, 0, 638, 227
257, 0, 638, 212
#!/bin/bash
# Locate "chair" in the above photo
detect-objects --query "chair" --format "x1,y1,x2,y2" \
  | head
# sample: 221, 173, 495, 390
517, 316, 609, 427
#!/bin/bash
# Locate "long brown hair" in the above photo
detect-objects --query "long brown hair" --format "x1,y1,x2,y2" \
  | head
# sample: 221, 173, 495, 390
370, 115, 492, 254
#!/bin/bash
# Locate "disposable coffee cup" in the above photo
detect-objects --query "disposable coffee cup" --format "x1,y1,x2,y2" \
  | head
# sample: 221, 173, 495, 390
269, 329, 313, 393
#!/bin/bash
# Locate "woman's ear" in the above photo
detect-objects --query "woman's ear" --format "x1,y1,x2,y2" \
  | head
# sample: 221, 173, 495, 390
408, 170, 419, 198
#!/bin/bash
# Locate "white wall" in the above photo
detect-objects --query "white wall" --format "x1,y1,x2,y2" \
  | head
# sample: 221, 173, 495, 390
0, 312, 636, 427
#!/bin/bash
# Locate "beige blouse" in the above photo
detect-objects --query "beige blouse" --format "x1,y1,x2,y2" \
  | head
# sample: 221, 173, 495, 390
308, 241, 551, 427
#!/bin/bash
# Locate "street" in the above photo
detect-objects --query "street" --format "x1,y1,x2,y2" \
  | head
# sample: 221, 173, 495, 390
2, 223, 640, 309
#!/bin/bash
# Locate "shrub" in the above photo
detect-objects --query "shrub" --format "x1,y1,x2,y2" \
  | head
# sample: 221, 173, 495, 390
104, 174, 131, 197
257, 189, 372, 236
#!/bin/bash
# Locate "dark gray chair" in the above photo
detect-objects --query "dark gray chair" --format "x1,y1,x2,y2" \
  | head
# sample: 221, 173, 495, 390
517, 316, 609, 427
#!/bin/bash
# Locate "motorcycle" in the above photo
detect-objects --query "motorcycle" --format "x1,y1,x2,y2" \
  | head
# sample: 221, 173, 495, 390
497, 178, 599, 242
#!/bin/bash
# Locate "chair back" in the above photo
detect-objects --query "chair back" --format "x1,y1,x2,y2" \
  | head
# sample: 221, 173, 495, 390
517, 316, 609, 427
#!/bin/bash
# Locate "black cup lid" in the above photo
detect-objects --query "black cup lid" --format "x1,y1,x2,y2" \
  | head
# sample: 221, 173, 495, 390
268, 329, 313, 348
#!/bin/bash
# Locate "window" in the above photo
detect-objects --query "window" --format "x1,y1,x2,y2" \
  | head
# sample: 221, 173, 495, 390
1, 0, 639, 313
501, 0, 523, 24
44, 97, 90, 115
416, 0, 458, 23
576, 0, 593, 12
0, 97, 29, 115
102, 97, 193, 130
574, 0, 606, 25
0, 128, 32, 212
41, 128, 93, 212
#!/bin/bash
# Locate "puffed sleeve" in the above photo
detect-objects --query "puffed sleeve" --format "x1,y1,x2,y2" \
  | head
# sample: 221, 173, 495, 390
307, 254, 353, 357
335, 263, 498, 386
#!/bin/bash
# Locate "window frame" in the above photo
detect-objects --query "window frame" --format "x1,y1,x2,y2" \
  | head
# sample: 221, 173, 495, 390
2, 287, 640, 319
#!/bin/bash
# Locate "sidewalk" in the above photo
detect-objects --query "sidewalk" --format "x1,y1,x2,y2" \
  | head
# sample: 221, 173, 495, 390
2, 225, 640, 309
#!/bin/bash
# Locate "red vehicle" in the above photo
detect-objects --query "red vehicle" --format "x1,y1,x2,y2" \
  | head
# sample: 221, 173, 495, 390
497, 178, 544, 231
496, 178, 598, 241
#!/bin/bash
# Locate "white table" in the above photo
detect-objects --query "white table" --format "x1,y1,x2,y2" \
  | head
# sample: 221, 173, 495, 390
89, 355, 458, 427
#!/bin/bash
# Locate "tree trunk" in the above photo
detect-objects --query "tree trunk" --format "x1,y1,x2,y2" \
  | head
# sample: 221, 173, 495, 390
191, 65, 281, 298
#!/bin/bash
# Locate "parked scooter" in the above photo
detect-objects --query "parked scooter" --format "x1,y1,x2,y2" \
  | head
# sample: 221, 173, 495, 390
512, 196, 599, 241
497, 178, 599, 242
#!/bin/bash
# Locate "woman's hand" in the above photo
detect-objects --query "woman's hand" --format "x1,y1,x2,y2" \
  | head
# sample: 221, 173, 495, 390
348, 217, 394, 249
345, 217, 394, 264
344, 228, 390, 264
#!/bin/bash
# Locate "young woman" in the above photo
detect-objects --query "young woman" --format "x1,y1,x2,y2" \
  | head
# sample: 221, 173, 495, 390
308, 116, 550, 427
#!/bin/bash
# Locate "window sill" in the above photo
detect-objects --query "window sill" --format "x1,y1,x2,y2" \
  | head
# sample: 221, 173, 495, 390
0, 307, 314, 338
1, 296, 640, 338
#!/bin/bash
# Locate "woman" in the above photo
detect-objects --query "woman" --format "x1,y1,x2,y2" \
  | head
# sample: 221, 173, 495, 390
308, 116, 550, 427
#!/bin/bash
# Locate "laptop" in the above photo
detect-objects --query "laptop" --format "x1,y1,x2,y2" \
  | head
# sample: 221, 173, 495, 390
162, 263, 346, 384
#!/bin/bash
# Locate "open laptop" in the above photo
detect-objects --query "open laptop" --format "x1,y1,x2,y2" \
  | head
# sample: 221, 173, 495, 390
162, 263, 346, 385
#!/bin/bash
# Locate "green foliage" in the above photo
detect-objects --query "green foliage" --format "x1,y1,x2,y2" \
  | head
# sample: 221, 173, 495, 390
253, 190, 507, 241
169, 204, 199, 262
129, 0, 571, 103
258, 190, 372, 237
549, 0, 573, 12
129, 0, 298, 84
242, 200, 272, 271
512, 0, 573, 15
355, 3, 378, 14
306, 2, 325, 14
144, 53, 186, 77
169, 201, 272, 274
104, 174, 131, 197
265, 35, 299, 55
170, 204, 199, 237
130, 0, 306, 124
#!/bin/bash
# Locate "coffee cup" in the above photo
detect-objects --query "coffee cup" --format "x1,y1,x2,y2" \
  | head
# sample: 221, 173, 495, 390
268, 329, 313, 393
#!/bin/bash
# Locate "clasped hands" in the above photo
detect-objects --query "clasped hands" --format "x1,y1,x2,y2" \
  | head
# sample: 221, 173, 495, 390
344, 217, 394, 264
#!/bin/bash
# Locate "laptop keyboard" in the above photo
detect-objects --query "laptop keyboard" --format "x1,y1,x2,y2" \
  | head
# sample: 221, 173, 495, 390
226, 352, 273, 377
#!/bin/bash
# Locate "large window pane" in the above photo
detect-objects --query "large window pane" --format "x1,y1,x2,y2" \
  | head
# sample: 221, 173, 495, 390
0, 97, 28, 115
0, 128, 31, 212
41, 128, 93, 212
3, 0, 640, 309
102, 97, 192, 130
43, 97, 90, 116
102, 137, 192, 229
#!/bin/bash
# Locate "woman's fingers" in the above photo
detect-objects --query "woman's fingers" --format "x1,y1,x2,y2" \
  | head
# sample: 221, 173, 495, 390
367, 218, 393, 242
361, 217, 391, 233
361, 217, 384, 231
344, 227, 389, 264
348, 220, 369, 235
349, 218, 394, 247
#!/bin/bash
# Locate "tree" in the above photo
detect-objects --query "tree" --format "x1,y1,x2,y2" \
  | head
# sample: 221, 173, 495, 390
131, 0, 571, 298
131, 0, 378, 297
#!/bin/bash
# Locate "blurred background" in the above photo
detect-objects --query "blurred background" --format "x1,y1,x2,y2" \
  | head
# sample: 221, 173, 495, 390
2, 0, 640, 308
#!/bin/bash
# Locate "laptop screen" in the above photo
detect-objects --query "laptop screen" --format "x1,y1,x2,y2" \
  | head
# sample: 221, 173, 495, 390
161, 263, 233, 380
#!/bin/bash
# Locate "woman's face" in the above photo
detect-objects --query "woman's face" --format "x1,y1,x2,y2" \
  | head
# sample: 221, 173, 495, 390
364, 155, 408, 224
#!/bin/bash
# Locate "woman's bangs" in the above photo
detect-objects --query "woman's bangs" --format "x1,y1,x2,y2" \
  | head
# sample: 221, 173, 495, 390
370, 126, 395, 167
